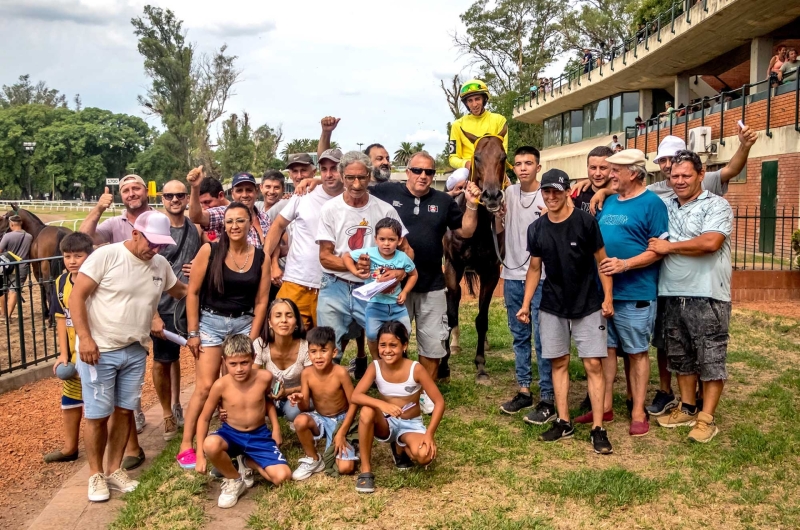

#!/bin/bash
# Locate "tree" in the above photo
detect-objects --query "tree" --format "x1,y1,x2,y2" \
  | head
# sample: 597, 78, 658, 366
631, 0, 681, 30
560, 0, 638, 55
216, 112, 255, 178
440, 74, 464, 120
252, 123, 283, 173
280, 138, 338, 160
413, 142, 425, 153
0, 75, 68, 109
393, 142, 414, 166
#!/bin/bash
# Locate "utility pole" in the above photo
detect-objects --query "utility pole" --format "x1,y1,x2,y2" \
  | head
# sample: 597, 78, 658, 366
23, 142, 36, 199
357, 142, 364, 152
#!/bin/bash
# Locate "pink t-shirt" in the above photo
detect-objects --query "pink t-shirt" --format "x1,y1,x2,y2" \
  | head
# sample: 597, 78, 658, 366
96, 213, 136, 244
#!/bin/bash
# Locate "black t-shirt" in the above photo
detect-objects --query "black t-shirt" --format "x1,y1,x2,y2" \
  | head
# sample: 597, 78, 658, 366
527, 208, 604, 318
370, 182, 463, 292
573, 188, 595, 213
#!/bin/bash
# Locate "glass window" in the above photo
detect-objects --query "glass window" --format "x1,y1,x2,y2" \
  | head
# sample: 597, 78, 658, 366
571, 110, 583, 143
562, 113, 570, 145
591, 98, 610, 137
582, 102, 594, 139
611, 95, 622, 133
543, 116, 562, 149
622, 92, 639, 129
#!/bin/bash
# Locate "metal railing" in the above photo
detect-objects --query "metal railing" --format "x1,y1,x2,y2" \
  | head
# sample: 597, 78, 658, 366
731, 206, 800, 271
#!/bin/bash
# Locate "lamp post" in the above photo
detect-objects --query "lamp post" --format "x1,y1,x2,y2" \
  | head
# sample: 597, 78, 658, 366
357, 142, 364, 152
23, 142, 36, 199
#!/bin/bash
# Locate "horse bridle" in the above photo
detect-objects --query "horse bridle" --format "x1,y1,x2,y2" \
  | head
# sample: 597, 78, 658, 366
467, 134, 512, 213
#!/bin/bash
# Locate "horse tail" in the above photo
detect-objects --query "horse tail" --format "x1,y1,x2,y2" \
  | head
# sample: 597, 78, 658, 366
464, 270, 480, 298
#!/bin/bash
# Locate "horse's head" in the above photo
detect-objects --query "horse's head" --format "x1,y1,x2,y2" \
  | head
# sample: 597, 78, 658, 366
0, 210, 11, 237
463, 126, 508, 212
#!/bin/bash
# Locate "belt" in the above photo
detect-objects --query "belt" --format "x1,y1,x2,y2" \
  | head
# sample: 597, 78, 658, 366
323, 273, 364, 287
201, 306, 253, 319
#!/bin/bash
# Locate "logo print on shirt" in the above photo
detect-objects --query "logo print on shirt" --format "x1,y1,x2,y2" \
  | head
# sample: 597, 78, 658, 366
570, 242, 577, 246
392, 201, 402, 207
346, 219, 372, 250
428, 205, 439, 213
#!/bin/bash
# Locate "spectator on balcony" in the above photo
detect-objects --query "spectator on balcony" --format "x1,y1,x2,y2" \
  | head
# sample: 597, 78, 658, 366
607, 135, 619, 149
779, 48, 799, 84
582, 49, 594, 74
659, 102, 675, 123
635, 117, 645, 134
767, 45, 787, 79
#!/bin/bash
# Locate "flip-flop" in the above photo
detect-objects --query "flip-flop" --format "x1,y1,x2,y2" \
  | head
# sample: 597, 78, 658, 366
176, 448, 197, 469
122, 447, 146, 471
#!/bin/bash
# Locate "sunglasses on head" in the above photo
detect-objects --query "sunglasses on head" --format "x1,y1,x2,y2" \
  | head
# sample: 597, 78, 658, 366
408, 167, 436, 177
162, 193, 187, 201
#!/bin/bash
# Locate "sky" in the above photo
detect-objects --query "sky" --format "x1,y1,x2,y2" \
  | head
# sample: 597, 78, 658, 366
0, 0, 568, 156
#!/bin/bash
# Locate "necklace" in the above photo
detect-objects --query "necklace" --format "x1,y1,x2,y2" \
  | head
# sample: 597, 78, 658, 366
229, 245, 251, 273
519, 188, 539, 209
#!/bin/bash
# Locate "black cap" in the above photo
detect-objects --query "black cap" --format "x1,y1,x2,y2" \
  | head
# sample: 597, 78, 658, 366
540, 169, 570, 191
231, 172, 257, 188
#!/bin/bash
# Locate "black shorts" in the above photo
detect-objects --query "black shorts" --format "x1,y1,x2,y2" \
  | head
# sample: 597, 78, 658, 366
650, 296, 666, 350
152, 314, 181, 363
663, 297, 731, 382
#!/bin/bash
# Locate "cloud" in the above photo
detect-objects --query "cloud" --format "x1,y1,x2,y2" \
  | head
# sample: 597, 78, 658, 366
0, 1, 123, 26
405, 129, 449, 146
202, 19, 276, 38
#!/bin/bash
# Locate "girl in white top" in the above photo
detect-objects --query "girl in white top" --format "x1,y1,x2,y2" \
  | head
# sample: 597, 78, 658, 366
351, 321, 445, 494
254, 298, 311, 422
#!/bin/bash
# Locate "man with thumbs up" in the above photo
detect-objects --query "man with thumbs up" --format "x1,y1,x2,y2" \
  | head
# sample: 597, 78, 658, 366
80, 175, 152, 245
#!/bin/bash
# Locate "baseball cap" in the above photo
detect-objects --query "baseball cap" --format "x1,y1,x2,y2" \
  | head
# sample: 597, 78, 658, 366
654, 136, 686, 163
119, 174, 146, 192
285, 153, 314, 168
231, 172, 257, 188
133, 211, 176, 246
606, 149, 646, 166
446, 168, 469, 191
540, 169, 571, 191
318, 148, 343, 164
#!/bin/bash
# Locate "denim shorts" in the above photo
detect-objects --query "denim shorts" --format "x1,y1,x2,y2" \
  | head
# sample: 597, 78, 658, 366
365, 302, 411, 341
76, 342, 147, 419
376, 415, 427, 447
607, 300, 657, 354
306, 411, 358, 460
199, 310, 253, 347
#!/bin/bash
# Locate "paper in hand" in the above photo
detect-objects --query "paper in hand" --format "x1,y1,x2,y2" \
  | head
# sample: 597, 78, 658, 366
163, 329, 188, 347
353, 279, 397, 301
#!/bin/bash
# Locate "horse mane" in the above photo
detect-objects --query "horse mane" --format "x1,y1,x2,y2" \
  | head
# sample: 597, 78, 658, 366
19, 208, 46, 228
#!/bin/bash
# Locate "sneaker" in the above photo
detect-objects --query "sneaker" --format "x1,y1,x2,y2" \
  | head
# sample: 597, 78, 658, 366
163, 415, 178, 441
348, 356, 368, 380
106, 468, 139, 493
574, 409, 614, 424
355, 472, 375, 494
291, 454, 325, 481
629, 419, 650, 437
657, 405, 698, 428
500, 392, 534, 414
539, 418, 574, 442
523, 401, 557, 425
134, 410, 146, 434
172, 403, 185, 427
218, 477, 246, 508
646, 390, 679, 416
237, 455, 254, 487
688, 412, 719, 443
390, 442, 414, 470
578, 394, 591, 412
419, 392, 434, 415
87, 473, 110, 502
590, 426, 613, 454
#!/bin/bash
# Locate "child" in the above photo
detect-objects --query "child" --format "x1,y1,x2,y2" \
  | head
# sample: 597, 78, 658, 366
287, 326, 359, 480
196, 334, 291, 508
44, 232, 95, 463
343, 217, 418, 359
351, 321, 445, 494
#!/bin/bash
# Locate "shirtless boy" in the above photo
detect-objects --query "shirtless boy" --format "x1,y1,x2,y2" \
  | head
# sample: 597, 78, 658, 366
288, 326, 359, 480
195, 334, 291, 508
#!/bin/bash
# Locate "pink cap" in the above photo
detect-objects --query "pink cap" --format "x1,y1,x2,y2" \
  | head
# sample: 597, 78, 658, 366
133, 211, 176, 246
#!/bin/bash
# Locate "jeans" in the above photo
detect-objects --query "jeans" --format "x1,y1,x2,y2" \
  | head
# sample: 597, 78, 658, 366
317, 273, 367, 362
504, 279, 553, 402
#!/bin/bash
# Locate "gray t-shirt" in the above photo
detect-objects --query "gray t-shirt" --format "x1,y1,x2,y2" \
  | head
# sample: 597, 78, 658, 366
157, 220, 201, 315
780, 60, 799, 83
0, 230, 33, 275
647, 169, 726, 199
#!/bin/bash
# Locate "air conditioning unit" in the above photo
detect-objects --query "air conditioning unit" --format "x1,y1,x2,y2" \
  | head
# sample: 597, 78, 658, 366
688, 126, 713, 153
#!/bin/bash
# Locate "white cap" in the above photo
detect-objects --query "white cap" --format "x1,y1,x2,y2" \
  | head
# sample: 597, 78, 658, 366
654, 136, 686, 163
446, 167, 470, 191
133, 211, 176, 246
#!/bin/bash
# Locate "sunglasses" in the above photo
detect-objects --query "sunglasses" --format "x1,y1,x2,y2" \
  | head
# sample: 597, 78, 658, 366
460, 82, 483, 95
142, 234, 168, 251
162, 193, 187, 201
408, 167, 436, 177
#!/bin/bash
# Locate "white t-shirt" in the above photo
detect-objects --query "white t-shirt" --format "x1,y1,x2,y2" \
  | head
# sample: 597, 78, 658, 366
316, 194, 408, 283
501, 184, 547, 281
279, 187, 338, 288
78, 242, 177, 352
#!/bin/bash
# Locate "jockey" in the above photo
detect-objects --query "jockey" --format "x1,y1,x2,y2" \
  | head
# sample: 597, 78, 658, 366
448, 79, 509, 187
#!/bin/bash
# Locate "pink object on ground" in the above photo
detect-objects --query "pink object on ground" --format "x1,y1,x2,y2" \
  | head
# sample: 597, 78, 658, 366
574, 410, 614, 424
176, 448, 196, 469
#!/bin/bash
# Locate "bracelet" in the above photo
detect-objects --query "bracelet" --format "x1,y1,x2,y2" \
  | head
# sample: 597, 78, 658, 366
623, 259, 629, 272
187, 331, 200, 338
466, 202, 478, 211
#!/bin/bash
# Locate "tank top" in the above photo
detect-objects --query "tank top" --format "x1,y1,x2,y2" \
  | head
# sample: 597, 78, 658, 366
158, 220, 201, 315
373, 360, 421, 397
201, 243, 265, 314
253, 339, 310, 389
771, 57, 784, 74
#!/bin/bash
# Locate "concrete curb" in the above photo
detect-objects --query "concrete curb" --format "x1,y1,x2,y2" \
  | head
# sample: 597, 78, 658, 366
27, 385, 195, 530
0, 361, 55, 395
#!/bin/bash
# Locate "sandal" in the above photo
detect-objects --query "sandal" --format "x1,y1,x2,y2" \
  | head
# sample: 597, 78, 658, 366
176, 448, 197, 469
355, 472, 375, 494
121, 447, 146, 471
43, 449, 79, 463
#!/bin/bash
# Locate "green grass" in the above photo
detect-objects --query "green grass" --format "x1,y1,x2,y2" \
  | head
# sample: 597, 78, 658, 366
110, 302, 800, 529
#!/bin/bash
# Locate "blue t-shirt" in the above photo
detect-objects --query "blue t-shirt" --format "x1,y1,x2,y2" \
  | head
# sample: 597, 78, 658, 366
596, 190, 668, 301
349, 246, 416, 305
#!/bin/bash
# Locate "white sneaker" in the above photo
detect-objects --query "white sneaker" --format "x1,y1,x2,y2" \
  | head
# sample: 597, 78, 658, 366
135, 410, 146, 434
237, 455, 254, 488
88, 473, 110, 502
172, 403, 185, 427
419, 392, 434, 415
291, 454, 324, 481
218, 477, 246, 508
106, 468, 139, 493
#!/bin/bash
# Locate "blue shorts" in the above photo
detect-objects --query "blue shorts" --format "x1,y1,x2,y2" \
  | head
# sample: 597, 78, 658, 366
212, 423, 287, 470
306, 411, 358, 460
376, 415, 427, 448
607, 300, 657, 354
199, 310, 253, 347
76, 342, 147, 419
317, 273, 367, 359
365, 302, 411, 341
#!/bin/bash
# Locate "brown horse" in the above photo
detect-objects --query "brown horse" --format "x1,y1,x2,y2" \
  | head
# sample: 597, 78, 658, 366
0, 205, 72, 319
442, 128, 507, 384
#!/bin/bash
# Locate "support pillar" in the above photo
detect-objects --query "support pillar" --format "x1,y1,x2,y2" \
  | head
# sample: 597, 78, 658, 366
674, 74, 690, 108
751, 37, 774, 93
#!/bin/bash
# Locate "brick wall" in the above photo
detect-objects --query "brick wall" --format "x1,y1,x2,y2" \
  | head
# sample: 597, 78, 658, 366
730, 270, 800, 301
